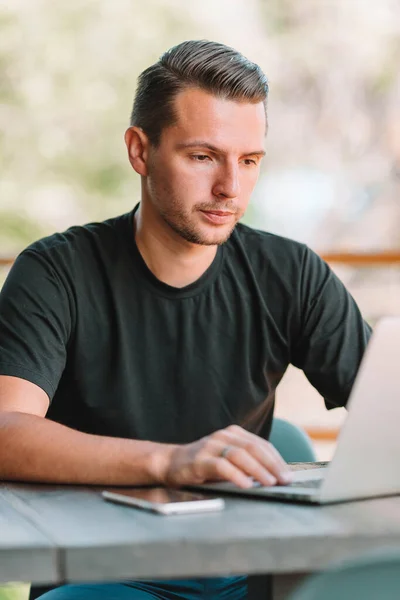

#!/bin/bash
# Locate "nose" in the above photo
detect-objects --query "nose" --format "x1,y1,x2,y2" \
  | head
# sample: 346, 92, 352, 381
212, 163, 240, 199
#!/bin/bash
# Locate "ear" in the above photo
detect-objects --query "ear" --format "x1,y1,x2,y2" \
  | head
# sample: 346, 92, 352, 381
124, 127, 150, 176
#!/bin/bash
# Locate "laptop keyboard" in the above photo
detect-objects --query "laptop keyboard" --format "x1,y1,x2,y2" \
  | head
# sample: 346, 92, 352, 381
286, 479, 323, 489
252, 478, 323, 489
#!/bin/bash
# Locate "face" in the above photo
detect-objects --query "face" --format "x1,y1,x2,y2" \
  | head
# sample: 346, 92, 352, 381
139, 87, 266, 246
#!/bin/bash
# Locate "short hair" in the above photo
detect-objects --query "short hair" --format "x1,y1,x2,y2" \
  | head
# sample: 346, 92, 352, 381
130, 40, 269, 146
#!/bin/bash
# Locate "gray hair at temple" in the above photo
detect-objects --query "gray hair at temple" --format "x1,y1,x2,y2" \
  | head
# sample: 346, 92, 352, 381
130, 40, 269, 146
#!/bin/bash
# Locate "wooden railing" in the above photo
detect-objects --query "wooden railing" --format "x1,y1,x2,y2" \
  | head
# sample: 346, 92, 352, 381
3, 251, 400, 267
320, 251, 400, 266
0, 257, 14, 266
2, 250, 400, 443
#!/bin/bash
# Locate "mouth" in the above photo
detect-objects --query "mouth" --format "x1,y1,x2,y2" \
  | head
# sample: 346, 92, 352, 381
200, 210, 235, 225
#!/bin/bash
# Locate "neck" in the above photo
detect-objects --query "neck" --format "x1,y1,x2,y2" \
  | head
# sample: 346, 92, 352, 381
133, 202, 218, 288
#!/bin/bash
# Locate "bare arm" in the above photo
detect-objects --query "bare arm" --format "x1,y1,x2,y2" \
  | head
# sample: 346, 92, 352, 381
0, 376, 172, 485
0, 376, 291, 487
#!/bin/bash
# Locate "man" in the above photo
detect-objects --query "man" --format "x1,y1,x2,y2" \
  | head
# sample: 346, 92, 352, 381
0, 40, 370, 599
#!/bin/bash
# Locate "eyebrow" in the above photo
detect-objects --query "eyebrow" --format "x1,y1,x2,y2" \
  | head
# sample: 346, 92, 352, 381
175, 141, 266, 157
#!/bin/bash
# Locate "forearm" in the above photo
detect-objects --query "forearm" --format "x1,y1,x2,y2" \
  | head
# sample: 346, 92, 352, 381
0, 411, 176, 485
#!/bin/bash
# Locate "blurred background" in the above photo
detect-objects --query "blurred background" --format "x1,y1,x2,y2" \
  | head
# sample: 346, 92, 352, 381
1, 0, 400, 463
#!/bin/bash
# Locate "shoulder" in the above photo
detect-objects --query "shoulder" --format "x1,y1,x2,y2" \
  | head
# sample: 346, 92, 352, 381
24, 211, 132, 256
227, 223, 332, 296
230, 222, 311, 269
19, 211, 132, 271
233, 222, 305, 250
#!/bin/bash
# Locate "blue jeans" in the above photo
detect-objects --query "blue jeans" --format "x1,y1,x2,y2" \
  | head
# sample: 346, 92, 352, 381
37, 576, 248, 600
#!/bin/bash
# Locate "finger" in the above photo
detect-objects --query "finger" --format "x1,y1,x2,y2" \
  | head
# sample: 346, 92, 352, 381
221, 446, 279, 487
252, 434, 288, 470
203, 456, 255, 489
242, 443, 292, 485
225, 425, 289, 467
229, 425, 289, 470
243, 437, 292, 483
217, 429, 292, 484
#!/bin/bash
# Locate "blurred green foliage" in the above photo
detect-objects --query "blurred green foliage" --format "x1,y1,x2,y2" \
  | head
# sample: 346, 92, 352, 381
0, 584, 29, 600
0, 213, 45, 254
0, 0, 398, 258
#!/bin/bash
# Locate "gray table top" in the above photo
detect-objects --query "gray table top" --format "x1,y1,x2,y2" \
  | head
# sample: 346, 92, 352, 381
1, 463, 400, 585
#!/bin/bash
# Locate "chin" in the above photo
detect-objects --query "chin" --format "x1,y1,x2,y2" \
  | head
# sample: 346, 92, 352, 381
166, 214, 237, 246
197, 226, 236, 246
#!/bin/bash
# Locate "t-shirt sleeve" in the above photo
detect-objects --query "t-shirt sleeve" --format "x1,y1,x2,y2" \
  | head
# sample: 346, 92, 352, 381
291, 246, 372, 409
0, 249, 72, 400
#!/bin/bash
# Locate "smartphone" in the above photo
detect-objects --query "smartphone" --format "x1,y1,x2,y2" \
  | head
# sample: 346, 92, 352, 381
101, 487, 225, 515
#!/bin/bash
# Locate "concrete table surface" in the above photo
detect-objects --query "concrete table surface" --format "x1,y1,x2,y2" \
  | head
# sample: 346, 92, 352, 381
1, 464, 400, 598
0, 489, 58, 584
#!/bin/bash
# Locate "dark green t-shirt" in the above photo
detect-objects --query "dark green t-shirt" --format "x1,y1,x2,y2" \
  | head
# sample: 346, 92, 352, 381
0, 208, 371, 443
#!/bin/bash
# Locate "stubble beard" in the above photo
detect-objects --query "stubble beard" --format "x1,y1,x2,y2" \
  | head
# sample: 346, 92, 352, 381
160, 209, 238, 246
154, 188, 239, 246
147, 157, 241, 246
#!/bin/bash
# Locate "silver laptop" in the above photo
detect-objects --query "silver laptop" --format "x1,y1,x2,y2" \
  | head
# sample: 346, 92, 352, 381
191, 317, 400, 504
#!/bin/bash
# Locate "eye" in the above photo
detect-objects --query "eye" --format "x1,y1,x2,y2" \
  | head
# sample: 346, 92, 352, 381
191, 154, 211, 162
242, 158, 257, 166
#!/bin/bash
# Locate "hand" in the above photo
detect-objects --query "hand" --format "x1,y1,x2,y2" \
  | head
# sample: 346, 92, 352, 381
160, 424, 293, 489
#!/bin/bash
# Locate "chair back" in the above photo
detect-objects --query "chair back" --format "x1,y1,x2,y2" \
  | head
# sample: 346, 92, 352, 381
287, 550, 400, 600
270, 417, 316, 462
